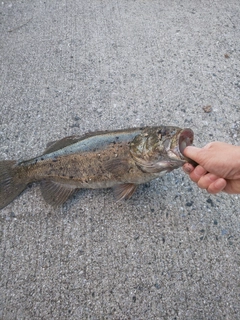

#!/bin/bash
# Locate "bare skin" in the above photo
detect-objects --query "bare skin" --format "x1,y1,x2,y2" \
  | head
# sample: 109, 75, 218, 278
182, 142, 240, 194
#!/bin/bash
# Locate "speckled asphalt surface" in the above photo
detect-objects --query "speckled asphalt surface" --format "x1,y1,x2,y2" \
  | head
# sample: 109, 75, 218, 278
0, 1, 240, 319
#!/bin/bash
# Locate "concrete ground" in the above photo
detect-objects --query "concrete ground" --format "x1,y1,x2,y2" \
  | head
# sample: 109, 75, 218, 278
1, 0, 240, 319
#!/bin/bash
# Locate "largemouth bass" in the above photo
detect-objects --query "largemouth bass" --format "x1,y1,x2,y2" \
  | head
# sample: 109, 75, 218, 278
0, 126, 196, 209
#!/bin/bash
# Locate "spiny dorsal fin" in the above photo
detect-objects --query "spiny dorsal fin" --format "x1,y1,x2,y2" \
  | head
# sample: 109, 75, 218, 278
44, 136, 83, 154
113, 183, 137, 201
40, 180, 77, 206
43, 130, 112, 154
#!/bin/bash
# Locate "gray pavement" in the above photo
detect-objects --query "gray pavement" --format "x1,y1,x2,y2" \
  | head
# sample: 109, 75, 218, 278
1, 0, 240, 319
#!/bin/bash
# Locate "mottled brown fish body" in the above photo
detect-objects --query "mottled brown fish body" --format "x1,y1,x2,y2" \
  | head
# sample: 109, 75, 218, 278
0, 126, 195, 209
21, 141, 155, 187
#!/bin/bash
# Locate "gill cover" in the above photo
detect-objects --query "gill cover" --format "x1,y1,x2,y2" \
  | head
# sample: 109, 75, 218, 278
130, 126, 194, 173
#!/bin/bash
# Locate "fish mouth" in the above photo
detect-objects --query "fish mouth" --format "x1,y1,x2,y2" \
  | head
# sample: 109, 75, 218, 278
175, 128, 198, 167
169, 128, 196, 166
178, 128, 194, 156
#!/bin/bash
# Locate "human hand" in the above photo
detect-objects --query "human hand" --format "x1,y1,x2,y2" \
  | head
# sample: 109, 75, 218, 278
182, 142, 240, 194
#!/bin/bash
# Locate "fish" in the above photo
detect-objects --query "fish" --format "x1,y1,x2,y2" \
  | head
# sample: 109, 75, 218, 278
0, 126, 196, 209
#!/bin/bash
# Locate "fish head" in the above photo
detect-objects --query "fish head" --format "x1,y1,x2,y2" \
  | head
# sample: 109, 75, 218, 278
130, 126, 195, 173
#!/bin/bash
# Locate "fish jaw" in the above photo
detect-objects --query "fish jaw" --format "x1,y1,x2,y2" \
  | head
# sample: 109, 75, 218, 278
168, 128, 198, 167
130, 126, 196, 173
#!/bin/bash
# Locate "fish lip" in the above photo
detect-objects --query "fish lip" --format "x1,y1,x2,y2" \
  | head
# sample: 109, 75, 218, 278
170, 128, 194, 161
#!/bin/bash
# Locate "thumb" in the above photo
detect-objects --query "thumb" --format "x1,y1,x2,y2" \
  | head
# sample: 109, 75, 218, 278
183, 146, 202, 163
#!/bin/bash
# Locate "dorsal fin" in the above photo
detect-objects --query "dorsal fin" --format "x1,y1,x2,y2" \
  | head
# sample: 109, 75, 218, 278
40, 180, 77, 206
43, 128, 143, 155
43, 136, 84, 154
43, 131, 112, 154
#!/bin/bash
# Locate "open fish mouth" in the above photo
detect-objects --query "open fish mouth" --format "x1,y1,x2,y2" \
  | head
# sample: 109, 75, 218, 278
174, 128, 198, 167
169, 128, 197, 166
178, 128, 194, 156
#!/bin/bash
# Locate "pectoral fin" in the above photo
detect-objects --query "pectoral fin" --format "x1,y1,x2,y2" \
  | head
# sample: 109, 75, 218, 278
133, 156, 174, 173
104, 158, 130, 176
113, 183, 137, 201
40, 180, 77, 206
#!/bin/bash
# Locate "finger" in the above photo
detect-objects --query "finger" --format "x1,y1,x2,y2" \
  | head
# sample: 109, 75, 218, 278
197, 173, 219, 189
207, 178, 227, 194
189, 165, 208, 183
223, 180, 240, 194
182, 163, 194, 174
183, 146, 202, 162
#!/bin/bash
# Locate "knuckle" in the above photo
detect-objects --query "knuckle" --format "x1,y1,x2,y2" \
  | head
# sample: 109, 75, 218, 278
204, 142, 214, 150
197, 179, 207, 189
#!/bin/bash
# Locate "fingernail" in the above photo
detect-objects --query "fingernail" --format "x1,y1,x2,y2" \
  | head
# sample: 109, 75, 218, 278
183, 164, 193, 174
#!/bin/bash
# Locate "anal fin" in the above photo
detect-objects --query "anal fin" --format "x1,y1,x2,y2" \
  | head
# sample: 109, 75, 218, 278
113, 183, 137, 201
40, 180, 77, 206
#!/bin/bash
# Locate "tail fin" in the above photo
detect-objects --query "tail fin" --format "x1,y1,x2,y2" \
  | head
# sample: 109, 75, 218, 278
0, 160, 28, 210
